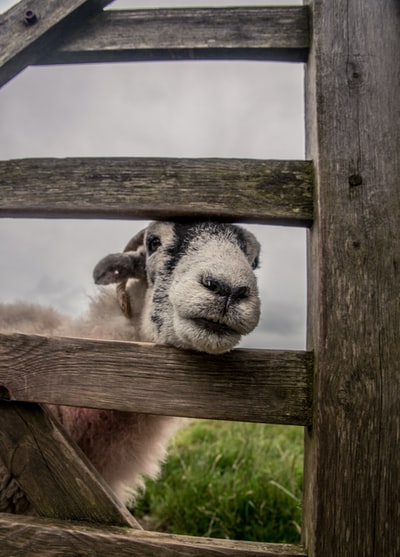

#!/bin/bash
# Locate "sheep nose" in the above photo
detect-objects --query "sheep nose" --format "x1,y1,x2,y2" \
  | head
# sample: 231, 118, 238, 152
201, 276, 249, 301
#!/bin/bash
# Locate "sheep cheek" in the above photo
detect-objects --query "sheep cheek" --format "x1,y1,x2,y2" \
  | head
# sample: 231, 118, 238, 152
239, 296, 262, 332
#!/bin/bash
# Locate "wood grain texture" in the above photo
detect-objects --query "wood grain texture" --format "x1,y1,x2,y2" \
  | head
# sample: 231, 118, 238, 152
0, 158, 313, 225
303, 1, 400, 555
0, 401, 140, 527
0, 333, 313, 426
0, 513, 307, 557
0, 0, 114, 88
38, 7, 310, 65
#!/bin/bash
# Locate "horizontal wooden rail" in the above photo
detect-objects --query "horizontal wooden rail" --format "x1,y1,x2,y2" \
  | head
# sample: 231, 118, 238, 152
0, 334, 313, 426
37, 7, 310, 65
0, 513, 307, 557
0, 158, 313, 225
0, 401, 140, 527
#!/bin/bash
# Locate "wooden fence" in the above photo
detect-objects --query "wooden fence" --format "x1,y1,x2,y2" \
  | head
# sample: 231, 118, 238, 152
0, 1, 399, 556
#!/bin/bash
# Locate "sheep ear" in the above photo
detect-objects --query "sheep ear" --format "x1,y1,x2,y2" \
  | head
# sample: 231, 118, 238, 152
123, 228, 146, 253
93, 251, 146, 285
93, 227, 148, 285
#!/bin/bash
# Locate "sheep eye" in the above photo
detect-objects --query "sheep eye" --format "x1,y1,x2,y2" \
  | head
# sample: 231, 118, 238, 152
251, 256, 259, 270
147, 235, 162, 255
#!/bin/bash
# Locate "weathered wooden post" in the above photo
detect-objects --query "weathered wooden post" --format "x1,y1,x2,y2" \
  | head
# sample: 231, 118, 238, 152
304, 1, 400, 555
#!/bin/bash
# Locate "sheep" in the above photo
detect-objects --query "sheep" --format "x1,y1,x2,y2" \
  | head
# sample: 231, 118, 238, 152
0, 220, 261, 514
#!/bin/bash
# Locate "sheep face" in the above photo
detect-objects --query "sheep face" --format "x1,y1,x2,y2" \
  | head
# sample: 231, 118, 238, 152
94, 221, 261, 355
146, 222, 260, 353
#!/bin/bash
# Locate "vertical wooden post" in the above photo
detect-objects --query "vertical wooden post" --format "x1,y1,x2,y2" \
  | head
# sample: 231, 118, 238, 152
304, 1, 400, 555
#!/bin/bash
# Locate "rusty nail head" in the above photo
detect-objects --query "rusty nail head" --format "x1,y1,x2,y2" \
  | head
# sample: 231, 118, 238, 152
24, 9, 38, 25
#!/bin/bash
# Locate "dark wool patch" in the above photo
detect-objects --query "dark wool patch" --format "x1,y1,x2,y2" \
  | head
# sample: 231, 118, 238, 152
151, 291, 166, 332
230, 225, 250, 255
163, 223, 196, 278
167, 222, 248, 268
151, 310, 163, 333
151, 282, 171, 334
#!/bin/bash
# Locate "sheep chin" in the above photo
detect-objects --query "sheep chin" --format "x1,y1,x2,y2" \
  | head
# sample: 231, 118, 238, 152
172, 315, 242, 355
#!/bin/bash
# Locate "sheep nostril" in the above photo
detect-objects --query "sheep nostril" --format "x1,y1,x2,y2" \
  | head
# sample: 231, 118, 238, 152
231, 286, 250, 301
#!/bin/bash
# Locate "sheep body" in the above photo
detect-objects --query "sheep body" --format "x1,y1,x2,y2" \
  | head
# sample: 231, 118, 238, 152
0, 221, 261, 511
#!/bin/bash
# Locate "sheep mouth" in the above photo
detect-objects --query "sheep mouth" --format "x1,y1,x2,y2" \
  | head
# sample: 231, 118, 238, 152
190, 317, 239, 336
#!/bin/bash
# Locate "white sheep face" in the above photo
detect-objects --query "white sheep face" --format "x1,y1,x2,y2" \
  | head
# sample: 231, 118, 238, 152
141, 222, 261, 354
94, 220, 261, 355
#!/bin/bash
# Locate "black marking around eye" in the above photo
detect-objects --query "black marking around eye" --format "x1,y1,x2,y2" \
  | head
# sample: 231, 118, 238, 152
146, 234, 162, 255
163, 223, 196, 276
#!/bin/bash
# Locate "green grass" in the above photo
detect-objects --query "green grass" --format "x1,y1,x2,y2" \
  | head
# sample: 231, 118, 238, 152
132, 420, 304, 543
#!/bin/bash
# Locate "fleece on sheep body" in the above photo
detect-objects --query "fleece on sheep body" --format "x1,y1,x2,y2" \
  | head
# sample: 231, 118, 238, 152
51, 406, 180, 502
0, 220, 261, 513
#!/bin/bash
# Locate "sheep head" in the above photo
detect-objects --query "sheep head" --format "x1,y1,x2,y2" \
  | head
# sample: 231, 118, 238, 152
93, 221, 261, 355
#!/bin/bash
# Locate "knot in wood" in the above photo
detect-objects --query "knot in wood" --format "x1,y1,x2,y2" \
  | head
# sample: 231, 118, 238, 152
0, 386, 11, 400
349, 174, 363, 187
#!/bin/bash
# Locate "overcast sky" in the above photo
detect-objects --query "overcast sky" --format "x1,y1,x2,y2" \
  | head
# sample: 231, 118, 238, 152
0, 0, 306, 350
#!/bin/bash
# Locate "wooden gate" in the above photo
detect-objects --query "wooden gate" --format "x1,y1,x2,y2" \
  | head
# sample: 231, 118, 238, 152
0, 1, 399, 555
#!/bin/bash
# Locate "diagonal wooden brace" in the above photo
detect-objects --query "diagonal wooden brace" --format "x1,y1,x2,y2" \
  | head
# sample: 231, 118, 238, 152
0, 400, 140, 528
0, 0, 115, 88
